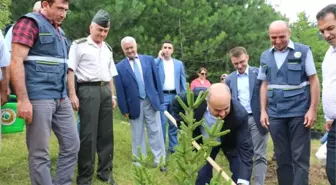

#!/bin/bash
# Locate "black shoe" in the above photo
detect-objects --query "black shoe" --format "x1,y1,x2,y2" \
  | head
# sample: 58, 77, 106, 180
97, 175, 118, 185
159, 166, 168, 172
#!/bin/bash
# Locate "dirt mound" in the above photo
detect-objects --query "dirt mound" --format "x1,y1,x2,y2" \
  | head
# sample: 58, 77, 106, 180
264, 161, 329, 185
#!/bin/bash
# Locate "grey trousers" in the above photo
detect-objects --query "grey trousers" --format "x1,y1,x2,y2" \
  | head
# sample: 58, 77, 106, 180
130, 98, 166, 165
248, 115, 268, 185
77, 84, 114, 184
26, 97, 80, 185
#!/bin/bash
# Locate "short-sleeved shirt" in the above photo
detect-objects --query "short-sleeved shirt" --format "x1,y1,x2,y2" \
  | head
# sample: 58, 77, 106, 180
68, 36, 118, 82
4, 26, 13, 52
258, 40, 317, 81
0, 31, 10, 80
12, 17, 39, 47
190, 78, 211, 90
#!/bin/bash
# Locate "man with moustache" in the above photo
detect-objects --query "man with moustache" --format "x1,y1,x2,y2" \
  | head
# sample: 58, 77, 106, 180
67, 9, 118, 185
10, 0, 79, 185
316, 4, 336, 185
258, 20, 320, 185
114, 36, 167, 172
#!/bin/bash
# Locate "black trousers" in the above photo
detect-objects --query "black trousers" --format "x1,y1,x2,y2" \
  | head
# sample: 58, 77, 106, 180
327, 121, 336, 185
76, 84, 114, 185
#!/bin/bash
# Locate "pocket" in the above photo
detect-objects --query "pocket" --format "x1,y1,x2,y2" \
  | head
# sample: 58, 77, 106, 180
283, 88, 304, 98
36, 62, 61, 82
36, 62, 61, 73
267, 90, 273, 97
39, 34, 54, 44
287, 59, 302, 85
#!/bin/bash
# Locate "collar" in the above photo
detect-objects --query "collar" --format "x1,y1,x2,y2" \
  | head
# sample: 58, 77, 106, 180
87, 36, 105, 48
127, 54, 139, 61
236, 66, 249, 76
331, 45, 336, 53
269, 40, 295, 52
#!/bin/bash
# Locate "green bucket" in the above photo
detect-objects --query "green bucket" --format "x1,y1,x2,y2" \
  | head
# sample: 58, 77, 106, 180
1, 95, 25, 134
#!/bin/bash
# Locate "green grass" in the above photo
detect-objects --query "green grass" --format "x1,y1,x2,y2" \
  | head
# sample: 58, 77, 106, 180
0, 114, 329, 185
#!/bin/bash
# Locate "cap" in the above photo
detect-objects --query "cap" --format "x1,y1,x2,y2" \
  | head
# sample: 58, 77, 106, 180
92, 9, 110, 28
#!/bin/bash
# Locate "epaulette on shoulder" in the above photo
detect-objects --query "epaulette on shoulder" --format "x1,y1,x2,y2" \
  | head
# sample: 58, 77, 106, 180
74, 38, 87, 44
105, 42, 112, 52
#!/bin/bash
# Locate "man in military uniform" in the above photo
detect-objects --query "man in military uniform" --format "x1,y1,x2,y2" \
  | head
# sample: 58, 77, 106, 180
67, 9, 118, 185
10, 0, 79, 185
258, 20, 320, 185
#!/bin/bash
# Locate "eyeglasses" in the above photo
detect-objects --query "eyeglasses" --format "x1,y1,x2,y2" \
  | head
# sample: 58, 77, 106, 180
200, 73, 207, 75
57, 7, 72, 15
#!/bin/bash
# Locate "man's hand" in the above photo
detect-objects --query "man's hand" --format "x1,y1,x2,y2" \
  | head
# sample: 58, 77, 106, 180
0, 90, 8, 106
124, 113, 129, 119
158, 50, 164, 60
69, 93, 79, 111
304, 109, 317, 128
17, 99, 33, 124
325, 120, 333, 131
112, 98, 117, 109
260, 110, 269, 129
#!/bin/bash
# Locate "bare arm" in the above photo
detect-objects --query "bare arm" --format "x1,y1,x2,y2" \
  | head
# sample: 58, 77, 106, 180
109, 79, 115, 96
308, 74, 320, 112
10, 43, 30, 102
67, 69, 76, 96
0, 67, 8, 93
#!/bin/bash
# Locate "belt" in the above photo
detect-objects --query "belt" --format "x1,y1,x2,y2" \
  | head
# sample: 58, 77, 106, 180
78, 81, 109, 86
163, 90, 176, 94
267, 81, 309, 90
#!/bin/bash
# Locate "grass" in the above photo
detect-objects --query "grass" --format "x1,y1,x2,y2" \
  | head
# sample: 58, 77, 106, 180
0, 111, 329, 185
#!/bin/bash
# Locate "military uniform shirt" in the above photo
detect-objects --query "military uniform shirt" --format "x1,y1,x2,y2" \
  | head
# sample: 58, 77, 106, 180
68, 36, 118, 82
0, 31, 10, 80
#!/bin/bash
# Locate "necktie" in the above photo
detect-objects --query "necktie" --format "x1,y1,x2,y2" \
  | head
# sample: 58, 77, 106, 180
133, 59, 146, 99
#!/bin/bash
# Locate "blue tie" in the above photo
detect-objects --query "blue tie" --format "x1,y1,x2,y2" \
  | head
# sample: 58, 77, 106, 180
132, 59, 146, 99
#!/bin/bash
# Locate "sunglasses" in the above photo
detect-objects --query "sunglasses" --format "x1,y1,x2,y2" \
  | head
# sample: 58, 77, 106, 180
200, 72, 207, 75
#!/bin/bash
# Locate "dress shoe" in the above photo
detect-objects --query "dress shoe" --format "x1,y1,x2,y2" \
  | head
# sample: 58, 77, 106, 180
159, 166, 168, 172
97, 175, 118, 185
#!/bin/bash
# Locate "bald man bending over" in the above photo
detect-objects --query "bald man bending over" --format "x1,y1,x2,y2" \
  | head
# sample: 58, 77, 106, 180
172, 83, 253, 185
258, 20, 320, 185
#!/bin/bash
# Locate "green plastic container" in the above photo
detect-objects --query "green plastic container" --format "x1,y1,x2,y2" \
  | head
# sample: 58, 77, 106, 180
1, 95, 25, 134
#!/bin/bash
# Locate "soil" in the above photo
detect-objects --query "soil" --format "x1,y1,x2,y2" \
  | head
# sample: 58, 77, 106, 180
264, 160, 329, 185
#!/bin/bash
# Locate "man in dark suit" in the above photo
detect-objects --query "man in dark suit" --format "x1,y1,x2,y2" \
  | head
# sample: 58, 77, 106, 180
172, 83, 253, 185
225, 47, 268, 185
114, 36, 167, 172
155, 40, 187, 153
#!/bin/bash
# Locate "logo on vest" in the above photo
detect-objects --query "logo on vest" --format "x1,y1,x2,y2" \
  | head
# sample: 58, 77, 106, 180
1, 108, 17, 125
294, 51, 302, 58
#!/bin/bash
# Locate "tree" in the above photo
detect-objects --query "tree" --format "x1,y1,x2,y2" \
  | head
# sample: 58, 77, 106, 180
0, 0, 11, 30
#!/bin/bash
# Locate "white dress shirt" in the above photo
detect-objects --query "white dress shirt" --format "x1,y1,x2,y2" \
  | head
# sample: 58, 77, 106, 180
68, 36, 118, 82
322, 46, 336, 119
162, 58, 175, 90
0, 31, 10, 80
128, 55, 144, 82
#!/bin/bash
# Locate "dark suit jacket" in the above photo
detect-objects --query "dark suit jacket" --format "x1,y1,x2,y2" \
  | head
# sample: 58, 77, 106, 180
225, 66, 268, 134
172, 92, 253, 181
114, 54, 164, 119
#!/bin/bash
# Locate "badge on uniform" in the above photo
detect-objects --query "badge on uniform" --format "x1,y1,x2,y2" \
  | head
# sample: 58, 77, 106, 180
294, 51, 302, 58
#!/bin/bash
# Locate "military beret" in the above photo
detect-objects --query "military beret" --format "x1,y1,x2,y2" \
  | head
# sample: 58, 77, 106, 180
92, 9, 110, 28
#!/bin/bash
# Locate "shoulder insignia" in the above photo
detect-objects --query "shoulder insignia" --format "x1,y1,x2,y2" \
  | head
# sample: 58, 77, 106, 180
105, 42, 113, 52
74, 37, 87, 44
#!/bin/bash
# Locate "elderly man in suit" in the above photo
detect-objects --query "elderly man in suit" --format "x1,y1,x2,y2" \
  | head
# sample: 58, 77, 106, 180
172, 83, 254, 185
225, 47, 268, 185
114, 36, 167, 172
155, 40, 186, 153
